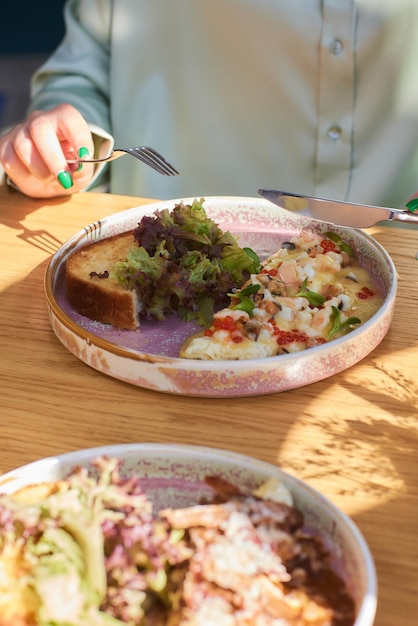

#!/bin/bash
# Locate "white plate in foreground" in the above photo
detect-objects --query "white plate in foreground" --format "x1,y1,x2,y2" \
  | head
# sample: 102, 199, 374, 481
0, 442, 377, 626
45, 196, 397, 397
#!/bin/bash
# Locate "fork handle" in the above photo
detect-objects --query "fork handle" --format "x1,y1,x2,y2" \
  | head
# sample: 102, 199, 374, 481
66, 150, 125, 164
66, 158, 103, 164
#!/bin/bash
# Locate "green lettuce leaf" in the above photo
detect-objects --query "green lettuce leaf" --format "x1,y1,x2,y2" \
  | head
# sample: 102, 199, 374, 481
112, 199, 259, 325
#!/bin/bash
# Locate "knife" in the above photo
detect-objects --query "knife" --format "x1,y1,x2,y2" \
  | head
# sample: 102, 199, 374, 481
258, 188, 418, 228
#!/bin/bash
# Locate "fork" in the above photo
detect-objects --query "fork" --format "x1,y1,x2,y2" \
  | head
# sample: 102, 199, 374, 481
67, 146, 179, 176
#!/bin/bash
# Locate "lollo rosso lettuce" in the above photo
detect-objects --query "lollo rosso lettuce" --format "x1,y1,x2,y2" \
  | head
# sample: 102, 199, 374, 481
111, 199, 259, 326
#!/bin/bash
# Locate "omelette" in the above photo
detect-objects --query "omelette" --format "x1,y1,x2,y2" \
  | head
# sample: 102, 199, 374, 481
180, 230, 383, 360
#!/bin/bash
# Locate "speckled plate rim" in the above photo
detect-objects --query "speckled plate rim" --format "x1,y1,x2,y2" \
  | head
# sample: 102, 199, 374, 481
0, 442, 377, 626
44, 196, 397, 397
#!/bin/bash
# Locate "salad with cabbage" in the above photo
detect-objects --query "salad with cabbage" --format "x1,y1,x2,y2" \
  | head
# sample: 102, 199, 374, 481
0, 457, 355, 626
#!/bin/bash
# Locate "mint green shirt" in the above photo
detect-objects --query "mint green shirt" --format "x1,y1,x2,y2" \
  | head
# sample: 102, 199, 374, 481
29, 0, 418, 207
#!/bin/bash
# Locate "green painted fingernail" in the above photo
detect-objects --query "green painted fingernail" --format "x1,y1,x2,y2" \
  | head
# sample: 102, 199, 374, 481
406, 198, 418, 212
77, 146, 89, 171
57, 170, 73, 189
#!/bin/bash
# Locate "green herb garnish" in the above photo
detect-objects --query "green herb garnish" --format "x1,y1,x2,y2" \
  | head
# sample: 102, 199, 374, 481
327, 306, 361, 340
228, 283, 261, 317
295, 278, 326, 307
325, 231, 354, 256
243, 247, 261, 274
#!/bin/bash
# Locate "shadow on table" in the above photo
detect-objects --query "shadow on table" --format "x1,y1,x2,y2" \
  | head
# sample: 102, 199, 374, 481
348, 418, 418, 624
0, 187, 70, 252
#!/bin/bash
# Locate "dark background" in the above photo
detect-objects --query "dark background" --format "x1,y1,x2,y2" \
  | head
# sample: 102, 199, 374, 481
0, 2, 66, 54
0, 1, 66, 131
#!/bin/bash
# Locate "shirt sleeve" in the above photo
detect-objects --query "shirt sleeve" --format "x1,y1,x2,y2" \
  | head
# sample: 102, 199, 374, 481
28, 0, 114, 189
85, 124, 114, 190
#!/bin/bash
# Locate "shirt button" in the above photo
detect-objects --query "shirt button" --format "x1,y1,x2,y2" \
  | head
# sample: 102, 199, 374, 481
327, 125, 342, 140
329, 38, 343, 55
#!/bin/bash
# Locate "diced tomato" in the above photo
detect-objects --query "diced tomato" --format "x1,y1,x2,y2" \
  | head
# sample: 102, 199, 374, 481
260, 267, 278, 276
320, 238, 338, 253
356, 286, 375, 299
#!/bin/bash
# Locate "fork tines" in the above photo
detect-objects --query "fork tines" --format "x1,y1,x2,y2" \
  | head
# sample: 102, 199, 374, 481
129, 146, 179, 176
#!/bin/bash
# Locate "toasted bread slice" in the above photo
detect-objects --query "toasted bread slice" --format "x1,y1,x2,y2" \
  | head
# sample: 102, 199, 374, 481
66, 231, 142, 330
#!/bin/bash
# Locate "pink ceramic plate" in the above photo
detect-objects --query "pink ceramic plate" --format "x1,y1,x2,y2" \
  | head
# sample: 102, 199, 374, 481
45, 196, 397, 397
0, 443, 377, 626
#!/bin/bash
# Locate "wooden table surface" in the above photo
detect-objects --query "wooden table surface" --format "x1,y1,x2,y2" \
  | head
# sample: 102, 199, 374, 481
0, 185, 417, 624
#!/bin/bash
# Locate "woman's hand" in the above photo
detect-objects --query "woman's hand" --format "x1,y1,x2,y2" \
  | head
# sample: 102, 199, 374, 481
405, 194, 418, 212
0, 103, 96, 198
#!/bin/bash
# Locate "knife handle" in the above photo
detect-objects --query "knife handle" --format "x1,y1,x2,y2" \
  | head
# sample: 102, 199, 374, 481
393, 211, 418, 224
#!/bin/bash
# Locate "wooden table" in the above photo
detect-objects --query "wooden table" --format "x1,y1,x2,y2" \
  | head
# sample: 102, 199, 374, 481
0, 185, 417, 624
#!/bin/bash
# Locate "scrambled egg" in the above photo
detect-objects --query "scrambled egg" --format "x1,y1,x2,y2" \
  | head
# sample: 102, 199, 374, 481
180, 231, 382, 361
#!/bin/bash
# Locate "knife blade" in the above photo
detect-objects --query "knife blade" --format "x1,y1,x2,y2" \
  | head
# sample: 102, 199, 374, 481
258, 188, 418, 228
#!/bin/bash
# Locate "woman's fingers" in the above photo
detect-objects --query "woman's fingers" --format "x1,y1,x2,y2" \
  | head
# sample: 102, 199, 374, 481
405, 194, 418, 212
0, 103, 96, 196
28, 105, 95, 185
